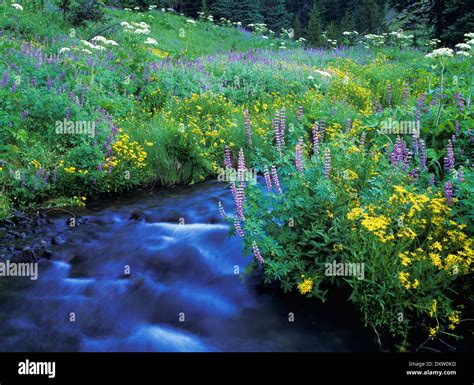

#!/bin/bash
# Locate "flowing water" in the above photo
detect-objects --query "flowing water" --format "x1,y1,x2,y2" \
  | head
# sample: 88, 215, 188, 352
0, 180, 375, 352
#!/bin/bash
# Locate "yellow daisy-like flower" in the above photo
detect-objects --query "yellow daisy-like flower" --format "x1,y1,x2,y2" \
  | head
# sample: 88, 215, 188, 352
428, 325, 439, 339
297, 277, 313, 295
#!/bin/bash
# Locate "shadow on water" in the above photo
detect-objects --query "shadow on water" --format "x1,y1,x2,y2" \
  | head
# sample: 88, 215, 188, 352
0, 180, 377, 352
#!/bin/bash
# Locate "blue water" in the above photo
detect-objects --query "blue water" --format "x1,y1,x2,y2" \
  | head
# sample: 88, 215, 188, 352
0, 180, 375, 352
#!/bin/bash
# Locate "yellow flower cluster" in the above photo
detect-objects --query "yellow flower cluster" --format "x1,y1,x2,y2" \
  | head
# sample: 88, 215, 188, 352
347, 207, 393, 242
448, 311, 461, 330
112, 134, 148, 169
30, 160, 41, 169
297, 276, 313, 295
398, 271, 419, 290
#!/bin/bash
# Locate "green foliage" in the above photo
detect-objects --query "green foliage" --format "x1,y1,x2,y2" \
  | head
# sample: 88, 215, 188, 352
58, 0, 104, 25
306, 2, 323, 46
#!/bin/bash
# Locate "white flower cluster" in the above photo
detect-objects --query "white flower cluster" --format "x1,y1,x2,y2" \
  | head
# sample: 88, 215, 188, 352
92, 35, 118, 46
363, 34, 385, 47
144, 37, 158, 45
425, 47, 453, 58
11, 3, 23, 11
149, 5, 157, 10
425, 38, 441, 47
314, 69, 332, 79
322, 32, 337, 46
281, 28, 294, 39
454, 32, 474, 57
81, 40, 106, 51
121, 21, 151, 35
248, 23, 268, 34
342, 31, 358, 36
186, 19, 197, 25
388, 30, 413, 46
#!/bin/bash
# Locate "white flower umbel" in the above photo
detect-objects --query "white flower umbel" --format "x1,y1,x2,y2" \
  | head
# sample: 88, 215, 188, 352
59, 47, 71, 54
133, 29, 150, 35
132, 22, 151, 29
144, 37, 158, 45
456, 51, 471, 57
425, 48, 454, 58
12, 3, 23, 10
455, 43, 471, 50
464, 32, 474, 39
91, 36, 108, 44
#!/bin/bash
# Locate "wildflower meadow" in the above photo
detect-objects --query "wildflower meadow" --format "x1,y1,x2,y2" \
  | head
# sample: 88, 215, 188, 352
0, 0, 473, 359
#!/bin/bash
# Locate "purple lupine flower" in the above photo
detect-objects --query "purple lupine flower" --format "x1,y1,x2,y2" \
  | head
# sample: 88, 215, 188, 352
415, 93, 426, 124
402, 81, 409, 105
324, 148, 331, 178
42, 171, 50, 187
33, 168, 42, 185
295, 139, 304, 173
224, 145, 232, 169
444, 140, 455, 172
263, 168, 272, 191
320, 120, 326, 142
297, 105, 303, 122
280, 108, 286, 146
47, 75, 51, 91
444, 181, 454, 204
10, 83, 16, 93
229, 181, 237, 200
237, 148, 246, 184
312, 121, 319, 155
454, 93, 464, 115
2, 71, 9, 87
457, 168, 464, 182
69, 91, 75, 103
107, 161, 114, 175
412, 130, 419, 155
22, 110, 28, 120
65, 106, 70, 119
402, 152, 413, 172
391, 137, 405, 166
235, 185, 245, 220
408, 168, 418, 180
345, 118, 351, 133
273, 115, 282, 155
373, 98, 382, 113
419, 139, 427, 171
252, 241, 264, 265
454, 121, 459, 137
98, 163, 103, 172
218, 201, 226, 218
234, 217, 245, 237
244, 109, 252, 146
429, 173, 435, 186
271, 166, 282, 194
